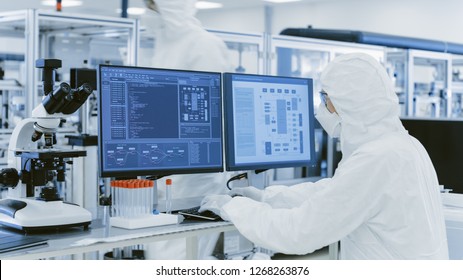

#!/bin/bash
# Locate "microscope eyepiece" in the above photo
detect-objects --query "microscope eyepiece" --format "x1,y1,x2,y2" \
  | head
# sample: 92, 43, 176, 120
60, 83, 93, 114
42, 82, 71, 114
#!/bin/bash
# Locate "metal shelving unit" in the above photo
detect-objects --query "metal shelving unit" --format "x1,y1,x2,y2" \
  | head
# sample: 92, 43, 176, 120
386, 50, 452, 118
0, 9, 139, 121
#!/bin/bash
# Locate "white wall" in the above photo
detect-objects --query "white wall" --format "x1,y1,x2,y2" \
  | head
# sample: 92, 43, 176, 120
197, 0, 463, 44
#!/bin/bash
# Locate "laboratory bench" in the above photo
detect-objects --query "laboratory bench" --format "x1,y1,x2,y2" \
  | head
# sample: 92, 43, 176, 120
0, 218, 236, 260
0, 196, 339, 260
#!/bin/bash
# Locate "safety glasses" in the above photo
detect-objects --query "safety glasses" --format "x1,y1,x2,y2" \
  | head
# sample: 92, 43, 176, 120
320, 90, 329, 107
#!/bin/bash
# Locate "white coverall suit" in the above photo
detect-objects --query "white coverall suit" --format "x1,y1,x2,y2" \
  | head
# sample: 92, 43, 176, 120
213, 53, 449, 259
144, 0, 233, 259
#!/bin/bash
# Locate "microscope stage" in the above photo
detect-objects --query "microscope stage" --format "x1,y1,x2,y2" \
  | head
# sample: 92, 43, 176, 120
14, 149, 87, 159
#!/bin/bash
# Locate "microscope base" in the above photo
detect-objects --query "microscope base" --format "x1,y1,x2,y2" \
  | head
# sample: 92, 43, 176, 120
0, 198, 92, 232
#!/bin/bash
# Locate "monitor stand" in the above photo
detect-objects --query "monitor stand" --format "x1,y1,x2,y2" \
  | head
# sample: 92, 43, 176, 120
246, 170, 269, 190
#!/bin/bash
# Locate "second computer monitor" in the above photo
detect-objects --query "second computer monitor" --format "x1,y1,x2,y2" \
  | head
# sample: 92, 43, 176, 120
223, 73, 316, 171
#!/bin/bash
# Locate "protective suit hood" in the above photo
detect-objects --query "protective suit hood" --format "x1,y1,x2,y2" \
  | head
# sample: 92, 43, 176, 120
143, 0, 232, 72
320, 53, 405, 157
150, 0, 202, 39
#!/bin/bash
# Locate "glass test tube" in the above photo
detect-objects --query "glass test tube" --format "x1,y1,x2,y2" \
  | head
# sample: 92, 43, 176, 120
111, 179, 157, 218
166, 178, 172, 214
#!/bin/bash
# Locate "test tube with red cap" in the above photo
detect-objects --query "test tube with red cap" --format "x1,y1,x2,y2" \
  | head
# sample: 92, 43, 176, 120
111, 179, 156, 218
166, 178, 172, 214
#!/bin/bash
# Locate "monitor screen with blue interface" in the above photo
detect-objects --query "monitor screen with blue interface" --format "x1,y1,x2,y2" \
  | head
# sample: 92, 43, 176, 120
98, 65, 223, 178
223, 73, 316, 171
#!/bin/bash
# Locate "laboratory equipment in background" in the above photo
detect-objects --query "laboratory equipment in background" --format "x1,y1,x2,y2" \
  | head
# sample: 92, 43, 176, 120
139, 28, 264, 74
276, 27, 463, 119
0, 9, 138, 128
207, 30, 265, 75
0, 10, 138, 231
0, 58, 93, 231
0, 60, 25, 130
98, 65, 224, 229
64, 67, 100, 219
271, 34, 385, 96
275, 45, 330, 80
0, 133, 9, 167
0, 65, 10, 167
401, 118, 463, 194
0, 65, 6, 128
384, 51, 408, 116
66, 134, 99, 219
387, 50, 452, 119
451, 55, 463, 118
407, 52, 451, 118
224, 41, 260, 74
137, 28, 156, 68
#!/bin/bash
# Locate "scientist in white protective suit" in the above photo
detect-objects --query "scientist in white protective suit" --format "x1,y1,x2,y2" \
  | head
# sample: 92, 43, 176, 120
200, 53, 449, 259
142, 0, 234, 259
143, 0, 232, 71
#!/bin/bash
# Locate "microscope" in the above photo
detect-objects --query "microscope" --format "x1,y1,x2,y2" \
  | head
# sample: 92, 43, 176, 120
0, 59, 93, 231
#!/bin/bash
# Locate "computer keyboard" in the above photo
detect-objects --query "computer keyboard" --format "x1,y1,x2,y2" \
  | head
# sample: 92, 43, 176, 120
177, 206, 222, 221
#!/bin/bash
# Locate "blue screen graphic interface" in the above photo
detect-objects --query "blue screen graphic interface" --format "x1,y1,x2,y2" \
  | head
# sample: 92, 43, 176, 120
223, 73, 315, 171
99, 65, 223, 177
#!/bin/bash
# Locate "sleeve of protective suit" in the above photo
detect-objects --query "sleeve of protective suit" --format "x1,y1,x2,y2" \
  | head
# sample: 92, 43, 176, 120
260, 179, 331, 209
222, 150, 390, 255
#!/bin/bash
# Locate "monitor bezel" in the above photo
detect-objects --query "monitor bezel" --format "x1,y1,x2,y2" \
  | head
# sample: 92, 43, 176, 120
223, 72, 317, 172
98, 64, 224, 178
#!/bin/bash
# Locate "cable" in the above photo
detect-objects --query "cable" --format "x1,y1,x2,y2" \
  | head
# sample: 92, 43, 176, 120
226, 172, 247, 190
146, 174, 168, 181
22, 158, 31, 171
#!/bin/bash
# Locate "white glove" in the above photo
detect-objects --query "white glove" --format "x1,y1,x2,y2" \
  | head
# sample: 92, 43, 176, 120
229, 186, 264, 202
199, 194, 232, 221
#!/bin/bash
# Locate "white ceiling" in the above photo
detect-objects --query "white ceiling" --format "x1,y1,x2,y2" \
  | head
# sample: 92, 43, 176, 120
0, 0, 321, 18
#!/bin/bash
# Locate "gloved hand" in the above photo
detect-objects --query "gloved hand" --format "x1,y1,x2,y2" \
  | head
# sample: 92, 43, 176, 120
199, 194, 232, 221
229, 186, 264, 202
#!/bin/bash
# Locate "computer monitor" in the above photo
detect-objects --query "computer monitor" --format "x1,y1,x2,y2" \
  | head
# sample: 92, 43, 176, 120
223, 73, 316, 171
98, 65, 223, 178
401, 118, 463, 194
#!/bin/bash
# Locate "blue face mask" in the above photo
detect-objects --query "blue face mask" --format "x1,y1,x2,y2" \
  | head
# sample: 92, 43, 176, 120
315, 102, 341, 138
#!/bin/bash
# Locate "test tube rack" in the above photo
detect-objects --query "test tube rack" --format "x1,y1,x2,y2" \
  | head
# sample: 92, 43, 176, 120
109, 179, 178, 229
